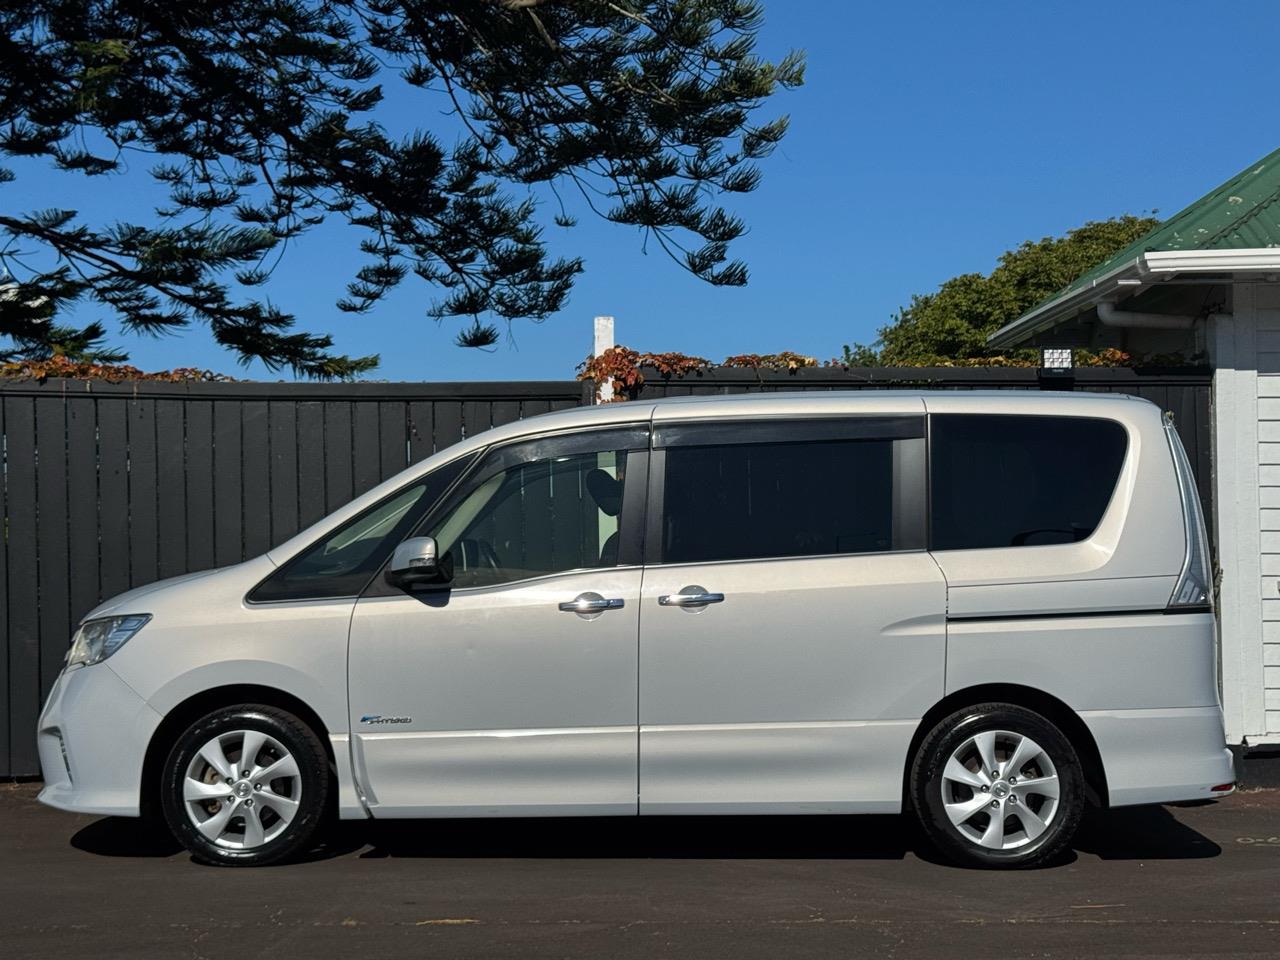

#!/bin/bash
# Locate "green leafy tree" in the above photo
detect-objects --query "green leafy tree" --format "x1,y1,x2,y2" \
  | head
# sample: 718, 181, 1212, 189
0, 1, 802, 377
844, 215, 1160, 365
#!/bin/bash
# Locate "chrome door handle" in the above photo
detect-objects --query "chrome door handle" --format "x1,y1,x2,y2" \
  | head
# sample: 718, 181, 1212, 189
559, 593, 625, 614
658, 587, 725, 607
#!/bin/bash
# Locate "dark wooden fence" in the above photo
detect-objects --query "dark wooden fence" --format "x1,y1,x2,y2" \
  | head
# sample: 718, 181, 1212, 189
1, 367, 1211, 778
0, 379, 590, 778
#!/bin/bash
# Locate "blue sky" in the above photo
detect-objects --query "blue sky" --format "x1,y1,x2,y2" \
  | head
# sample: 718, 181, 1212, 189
7, 1, 1276, 381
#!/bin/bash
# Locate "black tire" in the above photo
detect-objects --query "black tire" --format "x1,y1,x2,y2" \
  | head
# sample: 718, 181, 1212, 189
910, 702, 1085, 869
160, 704, 330, 867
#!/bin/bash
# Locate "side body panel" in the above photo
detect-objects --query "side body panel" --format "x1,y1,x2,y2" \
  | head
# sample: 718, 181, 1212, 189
348, 568, 642, 817
639, 554, 946, 814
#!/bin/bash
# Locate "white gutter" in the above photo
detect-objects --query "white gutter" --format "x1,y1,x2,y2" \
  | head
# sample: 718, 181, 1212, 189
987, 247, 1280, 347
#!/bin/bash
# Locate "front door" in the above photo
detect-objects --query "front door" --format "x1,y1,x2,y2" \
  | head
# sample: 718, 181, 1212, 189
348, 427, 648, 817
638, 410, 947, 814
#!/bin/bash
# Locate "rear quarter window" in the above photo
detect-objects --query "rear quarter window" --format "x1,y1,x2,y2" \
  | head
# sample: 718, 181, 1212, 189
929, 414, 1128, 551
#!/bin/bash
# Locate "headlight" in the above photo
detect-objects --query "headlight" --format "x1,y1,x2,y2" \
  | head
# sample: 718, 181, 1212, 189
66, 615, 151, 667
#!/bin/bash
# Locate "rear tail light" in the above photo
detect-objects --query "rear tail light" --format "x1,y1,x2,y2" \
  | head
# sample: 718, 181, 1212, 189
1164, 414, 1213, 610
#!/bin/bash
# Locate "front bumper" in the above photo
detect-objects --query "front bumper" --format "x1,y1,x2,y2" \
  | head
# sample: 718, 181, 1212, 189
1083, 705, 1236, 807
36, 663, 163, 817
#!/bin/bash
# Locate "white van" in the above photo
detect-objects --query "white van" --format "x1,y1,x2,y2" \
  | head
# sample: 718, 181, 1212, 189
36, 392, 1234, 868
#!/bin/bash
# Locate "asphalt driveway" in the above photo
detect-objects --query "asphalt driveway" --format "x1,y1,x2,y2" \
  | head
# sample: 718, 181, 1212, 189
1, 782, 1278, 959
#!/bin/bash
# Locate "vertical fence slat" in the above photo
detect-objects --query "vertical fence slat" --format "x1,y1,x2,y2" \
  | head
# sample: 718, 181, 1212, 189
66, 397, 99, 626
296, 402, 326, 531
97, 401, 130, 601
352, 403, 380, 496
492, 400, 521, 428
156, 399, 187, 579
213, 400, 243, 567
184, 401, 215, 573
269, 402, 299, 546
35, 397, 70, 709
324, 402, 353, 513
5, 397, 38, 775
520, 399, 552, 418
379, 401, 406, 481
241, 401, 270, 557
434, 401, 463, 449
128, 399, 158, 590
463, 401, 492, 442
408, 401, 434, 463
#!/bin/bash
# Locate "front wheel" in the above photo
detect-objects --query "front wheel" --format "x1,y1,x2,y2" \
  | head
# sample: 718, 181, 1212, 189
159, 704, 330, 866
910, 703, 1086, 868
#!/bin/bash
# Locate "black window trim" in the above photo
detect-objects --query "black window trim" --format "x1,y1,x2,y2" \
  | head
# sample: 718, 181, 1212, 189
652, 414, 924, 449
361, 423, 652, 598
645, 415, 928, 566
924, 411, 1132, 553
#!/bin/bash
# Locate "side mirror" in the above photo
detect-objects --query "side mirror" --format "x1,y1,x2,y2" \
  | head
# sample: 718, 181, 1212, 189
385, 536, 452, 588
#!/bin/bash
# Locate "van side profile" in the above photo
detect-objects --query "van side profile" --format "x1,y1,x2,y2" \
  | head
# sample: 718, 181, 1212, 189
36, 391, 1234, 868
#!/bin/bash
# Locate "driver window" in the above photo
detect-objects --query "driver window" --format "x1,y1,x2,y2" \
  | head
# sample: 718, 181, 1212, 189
426, 448, 629, 589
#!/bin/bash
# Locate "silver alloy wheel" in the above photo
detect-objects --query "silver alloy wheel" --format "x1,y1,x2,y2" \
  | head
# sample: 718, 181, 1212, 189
182, 729, 302, 850
940, 729, 1061, 851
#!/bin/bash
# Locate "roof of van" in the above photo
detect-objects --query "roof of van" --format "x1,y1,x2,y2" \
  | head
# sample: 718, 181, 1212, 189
637, 389, 1141, 406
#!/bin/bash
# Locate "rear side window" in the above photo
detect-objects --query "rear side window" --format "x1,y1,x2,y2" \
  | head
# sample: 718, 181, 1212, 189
659, 418, 925, 564
930, 414, 1128, 550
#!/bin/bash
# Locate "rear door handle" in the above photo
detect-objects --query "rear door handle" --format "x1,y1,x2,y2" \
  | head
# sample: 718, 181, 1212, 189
559, 593, 625, 614
658, 586, 725, 608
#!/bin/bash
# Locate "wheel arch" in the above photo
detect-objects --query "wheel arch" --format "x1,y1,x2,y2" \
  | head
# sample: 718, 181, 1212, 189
904, 684, 1109, 808
139, 684, 336, 817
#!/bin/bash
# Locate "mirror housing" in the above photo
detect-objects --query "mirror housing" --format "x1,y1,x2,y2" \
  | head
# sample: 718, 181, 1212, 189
385, 536, 452, 588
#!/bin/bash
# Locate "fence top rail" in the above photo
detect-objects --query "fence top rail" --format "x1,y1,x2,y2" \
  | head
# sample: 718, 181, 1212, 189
0, 378, 591, 401
634, 365, 1213, 386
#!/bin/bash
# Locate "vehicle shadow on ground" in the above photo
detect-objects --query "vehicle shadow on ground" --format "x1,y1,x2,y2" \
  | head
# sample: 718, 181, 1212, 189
70, 803, 1221, 866
1074, 804, 1222, 861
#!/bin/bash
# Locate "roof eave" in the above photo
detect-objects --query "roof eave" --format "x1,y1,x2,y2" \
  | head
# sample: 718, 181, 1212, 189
986, 257, 1143, 348
987, 248, 1280, 348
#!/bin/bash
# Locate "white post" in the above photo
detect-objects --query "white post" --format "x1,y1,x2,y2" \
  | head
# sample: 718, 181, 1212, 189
593, 315, 616, 403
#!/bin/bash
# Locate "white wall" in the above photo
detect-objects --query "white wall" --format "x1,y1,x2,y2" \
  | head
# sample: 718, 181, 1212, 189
1211, 281, 1280, 745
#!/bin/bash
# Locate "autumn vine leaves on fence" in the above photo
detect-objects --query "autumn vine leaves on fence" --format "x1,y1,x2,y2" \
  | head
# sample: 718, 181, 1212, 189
577, 346, 830, 400
577, 344, 1151, 401
0, 355, 238, 383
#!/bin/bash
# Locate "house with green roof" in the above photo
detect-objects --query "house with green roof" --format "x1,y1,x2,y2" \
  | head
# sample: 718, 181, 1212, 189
990, 148, 1280, 752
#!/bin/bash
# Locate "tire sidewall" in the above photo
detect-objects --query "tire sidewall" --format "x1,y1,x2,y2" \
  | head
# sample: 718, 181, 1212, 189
913, 704, 1084, 869
160, 705, 328, 866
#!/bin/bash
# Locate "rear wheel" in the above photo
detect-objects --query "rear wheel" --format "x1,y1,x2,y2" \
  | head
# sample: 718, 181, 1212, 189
910, 703, 1085, 868
160, 704, 329, 866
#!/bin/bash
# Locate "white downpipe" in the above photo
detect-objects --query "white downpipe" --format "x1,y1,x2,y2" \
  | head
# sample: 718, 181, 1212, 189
1096, 301, 1196, 330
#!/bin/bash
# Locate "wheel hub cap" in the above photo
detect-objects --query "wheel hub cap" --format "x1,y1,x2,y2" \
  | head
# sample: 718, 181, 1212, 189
939, 729, 1061, 851
182, 729, 302, 850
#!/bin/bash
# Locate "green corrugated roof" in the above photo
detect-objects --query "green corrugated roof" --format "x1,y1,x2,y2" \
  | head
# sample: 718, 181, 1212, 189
1059, 146, 1280, 297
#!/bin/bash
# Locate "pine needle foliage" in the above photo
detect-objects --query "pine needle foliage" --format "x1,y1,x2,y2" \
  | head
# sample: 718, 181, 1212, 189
0, 1, 802, 378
